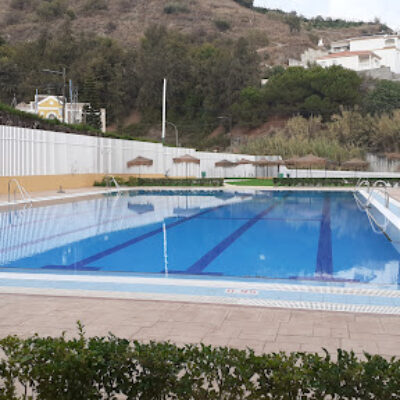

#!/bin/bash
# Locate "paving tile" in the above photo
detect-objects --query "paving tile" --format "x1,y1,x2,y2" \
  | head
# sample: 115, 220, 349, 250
228, 338, 265, 354
278, 322, 313, 336
258, 309, 291, 323
263, 342, 301, 353
341, 339, 379, 354
348, 322, 384, 335
226, 309, 261, 322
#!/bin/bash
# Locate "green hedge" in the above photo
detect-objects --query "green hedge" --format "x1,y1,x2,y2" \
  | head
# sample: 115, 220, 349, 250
1, 325, 400, 399
94, 176, 224, 187
273, 177, 400, 187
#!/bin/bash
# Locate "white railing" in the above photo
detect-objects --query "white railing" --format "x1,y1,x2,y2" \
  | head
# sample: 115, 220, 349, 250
104, 175, 121, 192
354, 179, 391, 235
7, 179, 32, 204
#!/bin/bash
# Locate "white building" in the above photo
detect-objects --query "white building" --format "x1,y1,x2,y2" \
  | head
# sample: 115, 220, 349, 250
317, 50, 381, 71
16, 95, 107, 133
316, 35, 400, 74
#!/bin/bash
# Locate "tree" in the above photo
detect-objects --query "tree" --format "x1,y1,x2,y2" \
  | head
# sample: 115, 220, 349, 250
81, 76, 101, 129
363, 80, 400, 116
285, 12, 301, 33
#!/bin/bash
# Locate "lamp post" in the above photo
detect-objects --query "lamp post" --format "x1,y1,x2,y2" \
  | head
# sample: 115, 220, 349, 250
167, 121, 179, 147
42, 67, 67, 123
217, 115, 232, 147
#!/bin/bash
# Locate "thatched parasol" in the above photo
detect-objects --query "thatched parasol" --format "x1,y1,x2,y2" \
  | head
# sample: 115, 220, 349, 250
295, 154, 327, 168
385, 153, 400, 161
253, 159, 284, 178
236, 158, 253, 165
341, 158, 369, 171
173, 154, 200, 178
215, 159, 237, 178
283, 156, 301, 178
127, 156, 153, 177
284, 155, 327, 178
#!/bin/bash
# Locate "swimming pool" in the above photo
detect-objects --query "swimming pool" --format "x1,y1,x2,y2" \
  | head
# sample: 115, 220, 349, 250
1, 189, 400, 313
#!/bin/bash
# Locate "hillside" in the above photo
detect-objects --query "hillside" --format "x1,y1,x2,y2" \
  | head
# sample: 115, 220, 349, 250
0, 0, 384, 64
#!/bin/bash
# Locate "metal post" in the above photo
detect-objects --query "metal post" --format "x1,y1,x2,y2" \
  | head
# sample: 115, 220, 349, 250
62, 67, 66, 123
162, 78, 167, 145
167, 121, 179, 147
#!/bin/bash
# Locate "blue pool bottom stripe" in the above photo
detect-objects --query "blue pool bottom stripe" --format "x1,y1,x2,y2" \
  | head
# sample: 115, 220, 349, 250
316, 195, 333, 276
186, 203, 278, 275
63, 204, 225, 270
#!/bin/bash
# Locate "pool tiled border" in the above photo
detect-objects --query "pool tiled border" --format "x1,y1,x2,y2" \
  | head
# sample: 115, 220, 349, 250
2, 272, 400, 315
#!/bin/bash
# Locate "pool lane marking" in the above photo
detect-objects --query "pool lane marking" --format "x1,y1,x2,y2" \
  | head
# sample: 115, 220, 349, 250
315, 195, 333, 276
186, 202, 280, 275
64, 204, 227, 269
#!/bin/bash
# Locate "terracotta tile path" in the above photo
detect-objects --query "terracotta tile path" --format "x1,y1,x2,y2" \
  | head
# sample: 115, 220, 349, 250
1, 294, 400, 358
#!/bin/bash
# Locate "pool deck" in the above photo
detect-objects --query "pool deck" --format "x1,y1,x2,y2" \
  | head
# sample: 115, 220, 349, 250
0, 185, 399, 358
1, 293, 399, 358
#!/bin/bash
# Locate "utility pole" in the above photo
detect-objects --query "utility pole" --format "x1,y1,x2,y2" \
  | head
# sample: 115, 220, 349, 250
217, 115, 233, 147
162, 78, 167, 145
42, 67, 67, 123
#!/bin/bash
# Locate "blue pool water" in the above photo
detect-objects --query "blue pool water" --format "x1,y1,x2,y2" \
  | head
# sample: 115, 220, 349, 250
1, 190, 400, 287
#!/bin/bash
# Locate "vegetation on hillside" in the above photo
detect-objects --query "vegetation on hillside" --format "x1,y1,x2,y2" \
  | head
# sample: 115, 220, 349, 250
233, 65, 363, 127
0, 24, 260, 147
240, 108, 400, 162
232, 0, 391, 32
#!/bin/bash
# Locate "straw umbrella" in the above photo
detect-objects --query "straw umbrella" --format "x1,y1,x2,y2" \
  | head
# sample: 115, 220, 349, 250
126, 156, 153, 177
253, 159, 284, 178
173, 154, 200, 178
236, 158, 253, 178
294, 154, 327, 178
341, 158, 369, 171
283, 156, 301, 178
385, 153, 400, 161
215, 159, 237, 178
341, 158, 369, 178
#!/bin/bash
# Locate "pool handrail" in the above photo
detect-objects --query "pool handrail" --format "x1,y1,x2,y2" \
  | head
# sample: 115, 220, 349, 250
7, 179, 32, 204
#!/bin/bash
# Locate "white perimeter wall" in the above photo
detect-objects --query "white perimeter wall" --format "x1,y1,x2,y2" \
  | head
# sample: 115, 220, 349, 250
2, 125, 400, 180
0, 125, 278, 178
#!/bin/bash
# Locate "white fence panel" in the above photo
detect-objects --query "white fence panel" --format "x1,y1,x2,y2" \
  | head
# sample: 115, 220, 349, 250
2, 125, 400, 179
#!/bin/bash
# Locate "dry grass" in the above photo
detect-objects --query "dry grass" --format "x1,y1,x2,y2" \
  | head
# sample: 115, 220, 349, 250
0, 0, 383, 63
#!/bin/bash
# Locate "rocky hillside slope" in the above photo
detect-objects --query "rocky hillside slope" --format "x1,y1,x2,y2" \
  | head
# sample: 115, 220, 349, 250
0, 0, 383, 64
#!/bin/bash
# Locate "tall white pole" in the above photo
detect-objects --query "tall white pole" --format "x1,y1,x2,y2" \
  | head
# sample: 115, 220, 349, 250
162, 78, 167, 144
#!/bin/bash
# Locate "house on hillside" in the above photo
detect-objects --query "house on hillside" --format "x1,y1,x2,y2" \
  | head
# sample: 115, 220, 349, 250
317, 50, 381, 71
316, 35, 400, 78
289, 34, 400, 80
16, 95, 107, 133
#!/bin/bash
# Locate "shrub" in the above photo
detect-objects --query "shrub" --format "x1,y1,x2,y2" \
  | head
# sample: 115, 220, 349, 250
163, 3, 190, 14
83, 0, 108, 12
36, 0, 68, 20
94, 177, 224, 187
214, 19, 231, 31
1, 327, 400, 399
9, 0, 32, 11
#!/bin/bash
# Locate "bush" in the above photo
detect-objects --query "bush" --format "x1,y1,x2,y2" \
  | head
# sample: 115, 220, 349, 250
94, 177, 224, 187
273, 177, 400, 187
214, 19, 231, 31
83, 0, 108, 12
9, 0, 32, 10
163, 3, 190, 14
1, 326, 400, 399
36, 0, 68, 20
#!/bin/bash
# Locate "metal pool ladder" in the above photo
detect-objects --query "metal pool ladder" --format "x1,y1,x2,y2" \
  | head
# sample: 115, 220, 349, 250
104, 175, 122, 194
7, 179, 32, 205
354, 179, 390, 235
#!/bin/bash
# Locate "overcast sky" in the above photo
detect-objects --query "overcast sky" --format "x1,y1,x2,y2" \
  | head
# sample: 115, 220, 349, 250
253, 0, 400, 30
